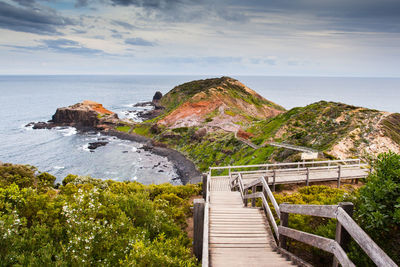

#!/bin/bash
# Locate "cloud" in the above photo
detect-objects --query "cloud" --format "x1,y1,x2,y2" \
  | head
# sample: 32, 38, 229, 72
109, 0, 185, 8
161, 56, 242, 65
12, 0, 36, 7
41, 38, 104, 54
75, 0, 89, 8
111, 20, 136, 30
0, 2, 74, 35
125, 37, 155, 46
3, 38, 105, 55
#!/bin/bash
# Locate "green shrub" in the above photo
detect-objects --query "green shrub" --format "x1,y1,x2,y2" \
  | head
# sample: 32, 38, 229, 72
351, 152, 400, 265
0, 164, 200, 266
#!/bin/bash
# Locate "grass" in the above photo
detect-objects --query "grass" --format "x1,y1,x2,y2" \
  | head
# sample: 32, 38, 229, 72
133, 124, 152, 137
381, 113, 400, 145
116, 125, 131, 133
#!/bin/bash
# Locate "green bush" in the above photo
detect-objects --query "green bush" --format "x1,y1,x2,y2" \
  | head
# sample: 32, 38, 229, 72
351, 151, 400, 265
0, 164, 200, 266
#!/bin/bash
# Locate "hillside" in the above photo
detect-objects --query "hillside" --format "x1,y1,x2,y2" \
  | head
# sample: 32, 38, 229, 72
154, 77, 285, 132
116, 78, 400, 170
246, 101, 400, 159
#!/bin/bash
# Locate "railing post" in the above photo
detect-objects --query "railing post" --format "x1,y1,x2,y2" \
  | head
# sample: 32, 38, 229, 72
202, 173, 208, 200
306, 167, 310, 186
279, 204, 289, 250
332, 202, 354, 267
252, 185, 256, 207
272, 170, 276, 192
193, 199, 205, 260
244, 188, 248, 207
337, 165, 342, 188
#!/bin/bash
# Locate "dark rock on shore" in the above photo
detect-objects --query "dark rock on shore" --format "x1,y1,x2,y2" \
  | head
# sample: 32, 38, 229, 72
152, 91, 162, 102
88, 141, 108, 150
134, 91, 165, 121
136, 109, 163, 121
133, 101, 153, 107
32, 122, 52, 129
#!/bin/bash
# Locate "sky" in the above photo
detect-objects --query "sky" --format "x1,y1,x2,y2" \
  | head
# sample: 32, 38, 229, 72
0, 0, 400, 76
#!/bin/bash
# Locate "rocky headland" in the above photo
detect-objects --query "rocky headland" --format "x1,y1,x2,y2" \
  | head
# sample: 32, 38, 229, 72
28, 100, 119, 131
28, 76, 400, 181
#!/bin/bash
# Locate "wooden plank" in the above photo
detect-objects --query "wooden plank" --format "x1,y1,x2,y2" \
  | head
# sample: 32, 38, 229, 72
279, 203, 338, 218
278, 226, 355, 267
210, 243, 269, 248
243, 192, 262, 200
336, 207, 397, 267
210, 247, 275, 253
210, 238, 268, 243
278, 226, 335, 252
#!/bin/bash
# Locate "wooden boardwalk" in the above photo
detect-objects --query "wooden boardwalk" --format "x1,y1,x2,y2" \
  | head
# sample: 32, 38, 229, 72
197, 160, 396, 267
209, 177, 293, 267
238, 166, 368, 185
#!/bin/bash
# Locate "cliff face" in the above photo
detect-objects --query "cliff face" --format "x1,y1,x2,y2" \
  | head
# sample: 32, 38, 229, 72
42, 100, 118, 129
154, 77, 285, 132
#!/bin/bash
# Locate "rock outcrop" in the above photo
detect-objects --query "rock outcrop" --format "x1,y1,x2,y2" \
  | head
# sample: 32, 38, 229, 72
31, 100, 118, 130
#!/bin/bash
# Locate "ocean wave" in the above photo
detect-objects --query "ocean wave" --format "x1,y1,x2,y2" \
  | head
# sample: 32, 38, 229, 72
53, 166, 65, 170
55, 127, 77, 137
80, 144, 90, 152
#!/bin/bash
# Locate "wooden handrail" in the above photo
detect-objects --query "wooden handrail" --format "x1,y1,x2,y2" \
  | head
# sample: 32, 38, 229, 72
280, 203, 338, 219
229, 163, 368, 176
201, 172, 211, 266
278, 226, 355, 267
233, 174, 397, 267
336, 207, 397, 267
277, 203, 397, 267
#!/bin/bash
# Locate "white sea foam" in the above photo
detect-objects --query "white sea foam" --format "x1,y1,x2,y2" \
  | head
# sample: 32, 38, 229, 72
53, 166, 65, 170
55, 127, 77, 136
81, 144, 90, 152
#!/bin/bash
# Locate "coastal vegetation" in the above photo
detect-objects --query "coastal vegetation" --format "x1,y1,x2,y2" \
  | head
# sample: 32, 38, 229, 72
0, 163, 200, 266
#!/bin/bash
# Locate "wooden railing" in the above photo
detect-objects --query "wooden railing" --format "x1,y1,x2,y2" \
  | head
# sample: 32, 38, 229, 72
210, 159, 363, 172
202, 173, 210, 266
230, 175, 397, 267
228, 163, 369, 189
210, 159, 368, 180
193, 173, 210, 266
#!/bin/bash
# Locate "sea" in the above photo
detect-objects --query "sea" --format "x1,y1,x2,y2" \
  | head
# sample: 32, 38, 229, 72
0, 75, 399, 184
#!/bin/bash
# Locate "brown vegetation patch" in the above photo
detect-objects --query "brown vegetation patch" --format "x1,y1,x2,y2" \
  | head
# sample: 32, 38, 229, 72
237, 129, 254, 139
83, 100, 114, 114
158, 100, 222, 127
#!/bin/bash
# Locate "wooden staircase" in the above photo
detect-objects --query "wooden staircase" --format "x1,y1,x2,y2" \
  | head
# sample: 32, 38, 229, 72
209, 177, 293, 266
